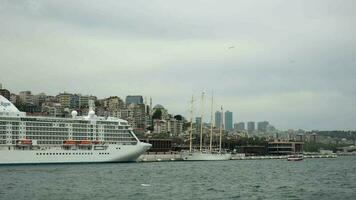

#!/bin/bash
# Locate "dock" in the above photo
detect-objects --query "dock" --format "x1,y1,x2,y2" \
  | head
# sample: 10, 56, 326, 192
137, 152, 339, 162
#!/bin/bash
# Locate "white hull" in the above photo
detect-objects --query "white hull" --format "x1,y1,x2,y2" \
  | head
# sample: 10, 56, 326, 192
0, 142, 151, 164
181, 151, 232, 161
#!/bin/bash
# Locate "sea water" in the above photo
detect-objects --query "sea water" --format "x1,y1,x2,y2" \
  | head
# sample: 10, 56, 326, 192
0, 156, 355, 200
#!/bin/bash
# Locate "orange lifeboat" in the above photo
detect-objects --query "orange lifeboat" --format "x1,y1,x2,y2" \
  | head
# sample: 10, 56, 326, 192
79, 140, 91, 145
17, 139, 32, 145
63, 140, 77, 145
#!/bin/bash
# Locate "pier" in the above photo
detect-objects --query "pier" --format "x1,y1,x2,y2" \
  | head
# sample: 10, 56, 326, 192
137, 152, 340, 162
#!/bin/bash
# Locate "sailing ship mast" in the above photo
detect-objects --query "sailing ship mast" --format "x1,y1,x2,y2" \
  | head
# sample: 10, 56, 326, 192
209, 94, 214, 151
219, 105, 223, 153
199, 92, 204, 152
189, 95, 194, 153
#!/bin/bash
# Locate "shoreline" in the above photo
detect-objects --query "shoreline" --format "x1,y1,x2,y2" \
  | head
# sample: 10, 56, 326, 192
137, 152, 354, 162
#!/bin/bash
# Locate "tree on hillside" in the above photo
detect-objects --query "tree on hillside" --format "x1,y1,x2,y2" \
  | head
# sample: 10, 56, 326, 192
174, 115, 183, 121
152, 109, 162, 120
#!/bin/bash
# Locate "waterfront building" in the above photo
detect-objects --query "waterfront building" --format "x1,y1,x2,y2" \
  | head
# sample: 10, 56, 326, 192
247, 121, 255, 134
257, 121, 269, 133
125, 95, 143, 105
234, 122, 245, 131
214, 111, 222, 128
267, 141, 304, 155
224, 111, 233, 131
140, 139, 172, 152
237, 146, 267, 156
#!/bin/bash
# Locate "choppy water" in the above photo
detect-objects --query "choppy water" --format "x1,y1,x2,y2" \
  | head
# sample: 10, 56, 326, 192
1, 156, 356, 200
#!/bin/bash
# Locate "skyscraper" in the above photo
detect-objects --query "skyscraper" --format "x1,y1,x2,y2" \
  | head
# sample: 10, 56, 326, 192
247, 121, 255, 134
195, 117, 202, 133
214, 111, 222, 128
257, 121, 269, 132
125, 95, 144, 105
224, 111, 233, 131
234, 122, 245, 131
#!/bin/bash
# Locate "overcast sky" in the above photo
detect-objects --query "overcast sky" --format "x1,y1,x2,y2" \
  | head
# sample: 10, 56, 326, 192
0, 0, 355, 130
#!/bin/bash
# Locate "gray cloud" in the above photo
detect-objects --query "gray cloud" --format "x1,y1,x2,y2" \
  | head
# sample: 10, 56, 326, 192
0, 0, 355, 130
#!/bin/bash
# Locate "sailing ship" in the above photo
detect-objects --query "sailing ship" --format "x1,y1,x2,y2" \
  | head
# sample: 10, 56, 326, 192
181, 93, 232, 161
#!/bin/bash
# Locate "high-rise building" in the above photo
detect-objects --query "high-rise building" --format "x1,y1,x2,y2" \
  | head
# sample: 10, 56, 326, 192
234, 122, 245, 131
153, 119, 167, 134
19, 91, 34, 104
195, 117, 201, 127
57, 93, 72, 108
167, 117, 184, 136
224, 111, 233, 131
103, 96, 125, 118
214, 111, 222, 128
309, 133, 318, 143
257, 121, 269, 132
126, 103, 146, 130
125, 95, 143, 105
247, 121, 255, 134
78, 95, 89, 108
33, 93, 47, 107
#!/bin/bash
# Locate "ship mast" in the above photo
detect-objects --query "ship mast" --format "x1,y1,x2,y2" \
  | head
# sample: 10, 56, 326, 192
200, 92, 204, 152
209, 93, 214, 151
189, 95, 194, 153
219, 105, 223, 153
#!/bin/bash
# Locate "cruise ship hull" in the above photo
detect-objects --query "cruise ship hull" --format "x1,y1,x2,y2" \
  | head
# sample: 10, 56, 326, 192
0, 142, 151, 164
181, 152, 232, 161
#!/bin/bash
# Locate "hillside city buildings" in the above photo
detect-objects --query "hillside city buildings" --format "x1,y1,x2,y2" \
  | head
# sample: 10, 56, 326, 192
3, 83, 353, 153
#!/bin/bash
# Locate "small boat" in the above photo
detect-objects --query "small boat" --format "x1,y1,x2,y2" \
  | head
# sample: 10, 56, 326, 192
287, 154, 303, 161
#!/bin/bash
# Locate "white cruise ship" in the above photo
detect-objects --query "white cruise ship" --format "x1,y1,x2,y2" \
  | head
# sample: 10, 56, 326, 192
0, 95, 151, 164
